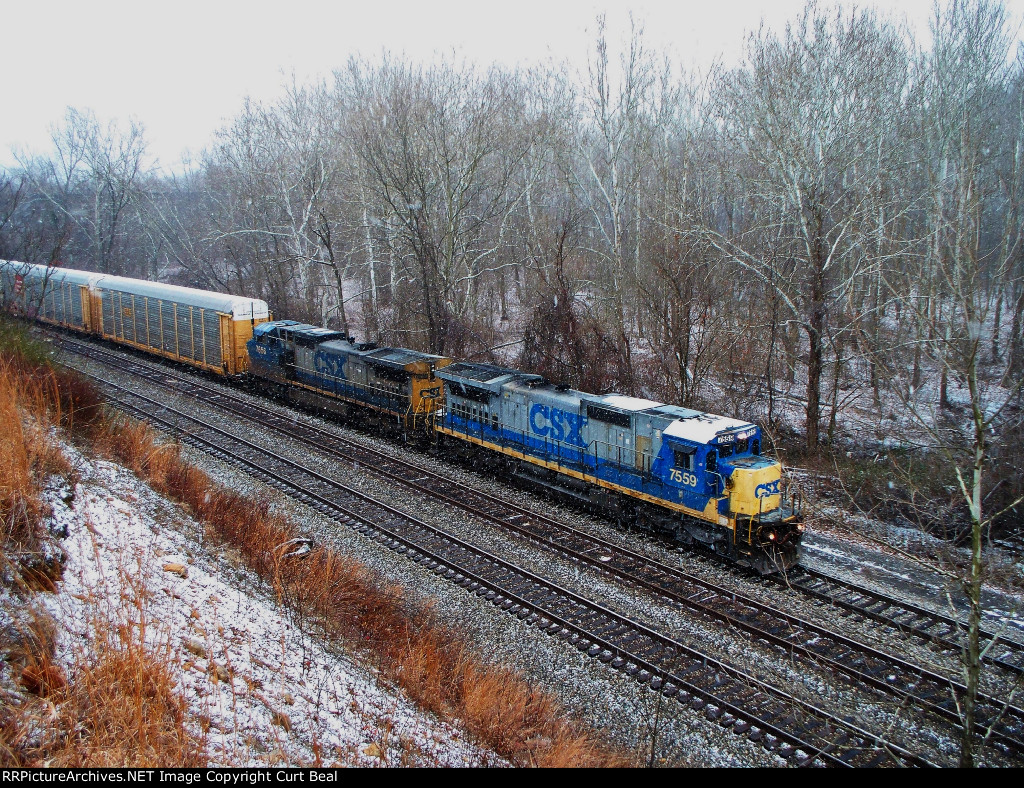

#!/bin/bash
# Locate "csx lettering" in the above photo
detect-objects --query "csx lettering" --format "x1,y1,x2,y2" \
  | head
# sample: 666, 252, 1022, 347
755, 480, 781, 498
529, 403, 586, 447
315, 354, 343, 378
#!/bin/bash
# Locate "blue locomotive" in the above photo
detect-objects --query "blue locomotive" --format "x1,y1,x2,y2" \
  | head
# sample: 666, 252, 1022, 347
246, 320, 450, 434
435, 362, 802, 573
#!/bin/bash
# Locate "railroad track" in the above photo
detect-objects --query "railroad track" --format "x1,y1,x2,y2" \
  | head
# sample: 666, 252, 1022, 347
54, 334, 1024, 762
771, 568, 1024, 674
77, 363, 937, 768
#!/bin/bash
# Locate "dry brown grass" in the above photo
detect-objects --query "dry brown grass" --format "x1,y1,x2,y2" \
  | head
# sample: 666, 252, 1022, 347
0, 322, 102, 554
98, 415, 625, 767
44, 595, 206, 768
0, 324, 204, 768
0, 361, 40, 542
0, 319, 623, 767
1, 576, 207, 768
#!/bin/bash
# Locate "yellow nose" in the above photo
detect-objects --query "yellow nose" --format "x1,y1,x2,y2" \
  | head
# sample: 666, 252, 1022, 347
729, 463, 782, 516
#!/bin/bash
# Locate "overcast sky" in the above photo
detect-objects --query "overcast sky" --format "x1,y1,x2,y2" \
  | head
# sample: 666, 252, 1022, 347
1, 0, 1012, 173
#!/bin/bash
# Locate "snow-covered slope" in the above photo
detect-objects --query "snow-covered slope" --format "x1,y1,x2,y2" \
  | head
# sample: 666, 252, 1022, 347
39, 442, 505, 767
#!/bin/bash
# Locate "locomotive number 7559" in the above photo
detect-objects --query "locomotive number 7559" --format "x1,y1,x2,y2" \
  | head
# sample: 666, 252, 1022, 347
669, 469, 697, 486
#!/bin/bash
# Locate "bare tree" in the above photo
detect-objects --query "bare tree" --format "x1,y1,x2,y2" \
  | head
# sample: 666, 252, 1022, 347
570, 14, 656, 393
16, 108, 149, 274
343, 57, 532, 353
889, 0, 1024, 766
690, 5, 911, 450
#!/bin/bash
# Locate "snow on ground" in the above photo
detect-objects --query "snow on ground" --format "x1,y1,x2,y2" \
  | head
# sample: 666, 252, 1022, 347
41, 443, 505, 767
801, 504, 1024, 647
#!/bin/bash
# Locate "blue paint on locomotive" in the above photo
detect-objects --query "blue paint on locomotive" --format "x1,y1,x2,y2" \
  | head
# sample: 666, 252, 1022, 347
527, 403, 587, 447
472, 411, 713, 512
246, 320, 424, 416
246, 321, 295, 377
436, 360, 777, 527
295, 347, 408, 413
441, 392, 729, 517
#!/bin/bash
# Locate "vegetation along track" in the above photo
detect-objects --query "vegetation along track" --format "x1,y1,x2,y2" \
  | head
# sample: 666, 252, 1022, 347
69, 360, 935, 767
57, 335, 1024, 761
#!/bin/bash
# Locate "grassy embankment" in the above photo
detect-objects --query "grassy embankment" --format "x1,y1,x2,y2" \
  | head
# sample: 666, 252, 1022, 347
0, 319, 202, 766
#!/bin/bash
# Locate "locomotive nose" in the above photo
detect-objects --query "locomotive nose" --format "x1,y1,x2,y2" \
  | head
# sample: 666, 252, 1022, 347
728, 459, 783, 516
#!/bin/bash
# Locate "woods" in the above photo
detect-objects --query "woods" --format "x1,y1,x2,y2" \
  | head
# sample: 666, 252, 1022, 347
2, 1, 1022, 532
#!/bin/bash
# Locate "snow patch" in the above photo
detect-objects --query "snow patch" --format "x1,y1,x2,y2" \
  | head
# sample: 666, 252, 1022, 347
41, 442, 504, 767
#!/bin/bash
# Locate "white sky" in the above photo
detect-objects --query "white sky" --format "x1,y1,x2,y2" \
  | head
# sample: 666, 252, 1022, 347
0, 0, 1012, 173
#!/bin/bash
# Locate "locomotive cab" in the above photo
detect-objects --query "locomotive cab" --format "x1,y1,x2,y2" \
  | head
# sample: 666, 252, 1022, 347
719, 447, 803, 570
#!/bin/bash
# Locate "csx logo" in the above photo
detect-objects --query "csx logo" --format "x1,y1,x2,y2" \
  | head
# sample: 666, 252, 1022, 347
315, 354, 344, 377
529, 403, 586, 447
755, 480, 781, 498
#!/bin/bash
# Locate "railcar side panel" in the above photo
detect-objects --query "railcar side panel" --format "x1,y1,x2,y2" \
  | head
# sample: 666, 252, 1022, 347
1, 263, 96, 332
1, 261, 269, 376
92, 283, 267, 376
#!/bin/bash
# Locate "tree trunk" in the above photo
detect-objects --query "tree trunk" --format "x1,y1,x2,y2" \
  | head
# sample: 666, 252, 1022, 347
1009, 281, 1024, 378
827, 338, 842, 445
959, 360, 986, 768
805, 263, 826, 451
992, 286, 1003, 361
766, 285, 778, 424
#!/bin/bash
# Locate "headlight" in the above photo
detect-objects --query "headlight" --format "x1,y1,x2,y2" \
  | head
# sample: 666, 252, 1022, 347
796, 523, 805, 532
767, 531, 776, 541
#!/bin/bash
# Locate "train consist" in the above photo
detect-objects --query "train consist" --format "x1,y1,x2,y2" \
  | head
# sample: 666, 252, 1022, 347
1, 261, 803, 573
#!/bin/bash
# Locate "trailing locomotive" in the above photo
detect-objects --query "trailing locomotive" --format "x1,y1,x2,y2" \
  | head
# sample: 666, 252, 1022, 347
435, 362, 802, 574
246, 319, 450, 434
1, 260, 803, 573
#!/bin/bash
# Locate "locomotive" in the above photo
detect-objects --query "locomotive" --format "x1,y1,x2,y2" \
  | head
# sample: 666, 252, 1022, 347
246, 319, 450, 433
434, 362, 802, 574
245, 322, 802, 573
1, 262, 803, 573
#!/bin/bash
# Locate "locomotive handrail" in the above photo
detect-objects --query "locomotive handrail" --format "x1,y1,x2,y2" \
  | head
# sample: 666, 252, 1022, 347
586, 438, 658, 479
705, 470, 727, 497
284, 360, 411, 414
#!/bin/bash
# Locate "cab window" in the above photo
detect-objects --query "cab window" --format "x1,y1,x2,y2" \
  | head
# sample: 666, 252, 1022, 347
751, 439, 760, 455
719, 443, 734, 458
736, 438, 749, 454
673, 448, 694, 471
706, 450, 718, 473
